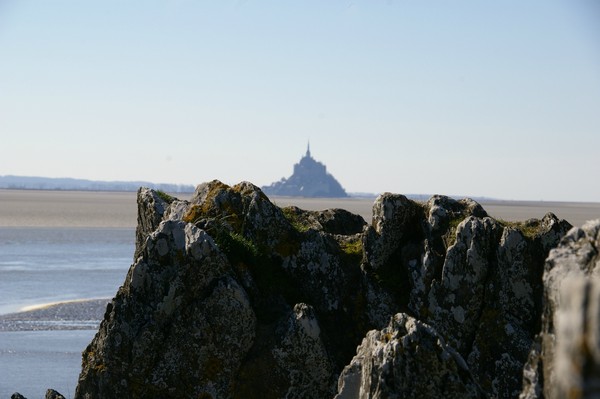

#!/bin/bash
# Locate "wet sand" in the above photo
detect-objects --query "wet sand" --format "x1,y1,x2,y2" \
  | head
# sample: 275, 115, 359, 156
0, 299, 108, 331
0, 189, 140, 228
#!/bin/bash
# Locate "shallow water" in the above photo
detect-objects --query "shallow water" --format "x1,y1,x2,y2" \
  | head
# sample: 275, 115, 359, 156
0, 226, 133, 397
0, 329, 97, 398
0, 227, 134, 315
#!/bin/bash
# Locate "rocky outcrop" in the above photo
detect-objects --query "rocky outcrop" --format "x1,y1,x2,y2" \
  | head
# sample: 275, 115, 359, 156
76, 219, 256, 398
520, 219, 600, 399
73, 181, 577, 398
335, 313, 484, 399
359, 194, 572, 398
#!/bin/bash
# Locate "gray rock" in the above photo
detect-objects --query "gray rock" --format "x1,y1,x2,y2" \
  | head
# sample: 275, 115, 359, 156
134, 187, 172, 260
364, 193, 423, 272
335, 313, 484, 399
75, 220, 256, 398
520, 219, 600, 399
361, 192, 571, 398
69, 181, 577, 399
271, 303, 334, 398
45, 390, 66, 399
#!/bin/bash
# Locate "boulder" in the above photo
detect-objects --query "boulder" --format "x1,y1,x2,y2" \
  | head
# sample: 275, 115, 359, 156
45, 390, 66, 399
335, 313, 484, 399
75, 220, 256, 398
520, 219, 600, 399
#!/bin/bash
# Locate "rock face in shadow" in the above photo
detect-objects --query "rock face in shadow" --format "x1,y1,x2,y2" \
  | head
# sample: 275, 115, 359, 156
74, 181, 575, 399
520, 220, 600, 399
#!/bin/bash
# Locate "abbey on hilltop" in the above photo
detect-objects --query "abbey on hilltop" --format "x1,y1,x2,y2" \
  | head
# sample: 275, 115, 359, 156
262, 144, 348, 198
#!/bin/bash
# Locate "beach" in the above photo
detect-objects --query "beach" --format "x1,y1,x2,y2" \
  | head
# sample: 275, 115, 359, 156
0, 188, 599, 397
0, 299, 108, 332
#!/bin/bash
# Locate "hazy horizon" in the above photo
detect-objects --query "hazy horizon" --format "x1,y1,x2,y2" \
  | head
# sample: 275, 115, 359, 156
1, 1, 599, 202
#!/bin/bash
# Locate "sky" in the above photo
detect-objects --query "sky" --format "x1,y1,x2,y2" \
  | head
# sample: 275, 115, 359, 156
0, 1, 599, 202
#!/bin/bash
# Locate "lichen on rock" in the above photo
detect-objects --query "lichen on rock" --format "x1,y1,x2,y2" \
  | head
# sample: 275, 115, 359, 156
63, 180, 585, 399
520, 219, 600, 399
76, 219, 256, 398
335, 313, 485, 399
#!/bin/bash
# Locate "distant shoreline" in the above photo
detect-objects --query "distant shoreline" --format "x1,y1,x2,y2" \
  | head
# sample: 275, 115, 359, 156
0, 175, 195, 193
0, 187, 195, 194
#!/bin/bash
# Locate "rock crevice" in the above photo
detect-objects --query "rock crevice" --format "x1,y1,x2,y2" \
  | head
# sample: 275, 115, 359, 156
41, 180, 593, 399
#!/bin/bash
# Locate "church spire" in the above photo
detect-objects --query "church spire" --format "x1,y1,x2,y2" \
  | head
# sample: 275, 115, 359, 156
306, 141, 311, 158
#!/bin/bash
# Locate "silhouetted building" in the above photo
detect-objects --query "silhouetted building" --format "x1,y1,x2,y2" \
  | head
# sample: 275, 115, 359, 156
262, 144, 348, 198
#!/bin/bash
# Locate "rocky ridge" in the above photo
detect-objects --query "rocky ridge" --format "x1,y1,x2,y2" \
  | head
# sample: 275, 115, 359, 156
17, 180, 600, 398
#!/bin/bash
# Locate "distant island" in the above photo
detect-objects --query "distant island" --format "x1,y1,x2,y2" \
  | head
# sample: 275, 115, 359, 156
262, 144, 349, 198
0, 175, 195, 193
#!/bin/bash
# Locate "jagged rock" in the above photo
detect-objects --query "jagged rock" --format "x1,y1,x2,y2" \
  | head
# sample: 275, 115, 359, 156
11, 393, 27, 399
75, 220, 257, 398
362, 193, 571, 398
410, 196, 488, 317
134, 187, 173, 260
426, 213, 571, 398
271, 303, 334, 398
335, 313, 484, 399
45, 390, 66, 399
520, 220, 600, 399
77, 181, 370, 399
280, 207, 366, 236
364, 193, 423, 272
71, 181, 576, 399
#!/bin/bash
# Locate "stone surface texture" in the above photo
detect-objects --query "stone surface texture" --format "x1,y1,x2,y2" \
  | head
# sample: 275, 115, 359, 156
520, 220, 600, 399
335, 313, 484, 399
64, 180, 589, 399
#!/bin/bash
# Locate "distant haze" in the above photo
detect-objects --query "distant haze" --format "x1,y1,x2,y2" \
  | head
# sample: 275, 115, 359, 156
0, 175, 194, 193
0, 1, 598, 202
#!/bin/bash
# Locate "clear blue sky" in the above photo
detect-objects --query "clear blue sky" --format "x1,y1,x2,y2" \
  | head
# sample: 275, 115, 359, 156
1, 1, 599, 201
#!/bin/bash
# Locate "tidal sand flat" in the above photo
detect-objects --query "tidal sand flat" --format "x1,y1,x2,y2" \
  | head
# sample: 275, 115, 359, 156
0, 189, 139, 228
